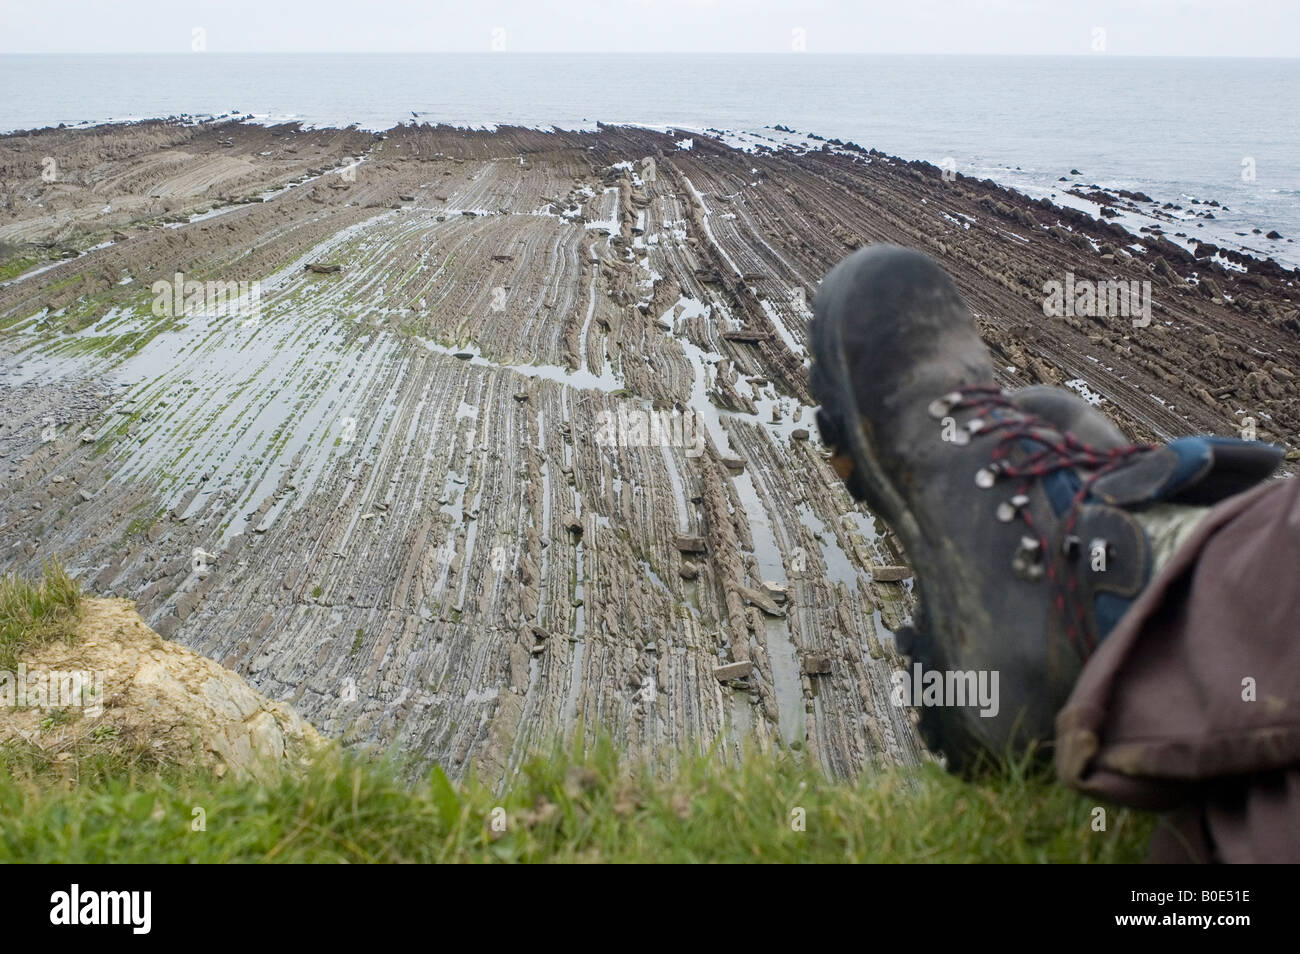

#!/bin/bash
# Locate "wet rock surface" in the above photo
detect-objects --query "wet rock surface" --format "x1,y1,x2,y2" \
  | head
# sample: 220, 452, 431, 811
2, 121, 1297, 781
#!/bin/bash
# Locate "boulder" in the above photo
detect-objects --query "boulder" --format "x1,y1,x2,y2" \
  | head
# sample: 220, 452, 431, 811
738, 585, 786, 617
713, 660, 753, 681
802, 654, 833, 675
675, 534, 707, 554
871, 565, 913, 582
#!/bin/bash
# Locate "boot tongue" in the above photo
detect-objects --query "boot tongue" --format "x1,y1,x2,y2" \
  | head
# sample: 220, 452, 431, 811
1089, 436, 1283, 507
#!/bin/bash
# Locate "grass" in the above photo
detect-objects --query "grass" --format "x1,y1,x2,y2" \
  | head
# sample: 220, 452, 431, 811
0, 560, 82, 672
0, 727, 1154, 863
0, 565, 1154, 863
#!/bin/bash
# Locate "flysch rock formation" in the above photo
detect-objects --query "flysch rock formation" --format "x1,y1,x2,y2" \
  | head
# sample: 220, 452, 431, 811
1, 120, 1296, 784
1, 598, 323, 782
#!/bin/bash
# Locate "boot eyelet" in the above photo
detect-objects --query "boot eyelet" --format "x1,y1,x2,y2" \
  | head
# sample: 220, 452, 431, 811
996, 494, 1031, 523
1012, 536, 1045, 581
975, 466, 998, 489
928, 391, 964, 419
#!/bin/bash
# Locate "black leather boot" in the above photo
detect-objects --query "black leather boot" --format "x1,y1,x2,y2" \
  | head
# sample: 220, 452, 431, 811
810, 244, 1283, 772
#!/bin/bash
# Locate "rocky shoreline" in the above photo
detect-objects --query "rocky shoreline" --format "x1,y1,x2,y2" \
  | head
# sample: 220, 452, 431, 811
1, 119, 1296, 781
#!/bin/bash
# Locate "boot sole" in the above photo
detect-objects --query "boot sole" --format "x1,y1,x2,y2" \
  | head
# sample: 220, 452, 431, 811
809, 295, 922, 561
810, 299, 982, 772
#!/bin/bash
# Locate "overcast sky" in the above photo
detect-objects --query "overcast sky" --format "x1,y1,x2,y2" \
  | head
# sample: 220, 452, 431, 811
3, 0, 1298, 56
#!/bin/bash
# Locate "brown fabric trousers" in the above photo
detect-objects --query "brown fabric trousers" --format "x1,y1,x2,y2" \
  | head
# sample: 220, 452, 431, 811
1056, 476, 1300, 863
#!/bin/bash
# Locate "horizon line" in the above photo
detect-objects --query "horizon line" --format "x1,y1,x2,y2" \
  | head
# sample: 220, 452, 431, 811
2, 50, 1298, 59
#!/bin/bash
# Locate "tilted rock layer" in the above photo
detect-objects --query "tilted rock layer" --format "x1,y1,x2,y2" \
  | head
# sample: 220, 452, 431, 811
1, 120, 1296, 783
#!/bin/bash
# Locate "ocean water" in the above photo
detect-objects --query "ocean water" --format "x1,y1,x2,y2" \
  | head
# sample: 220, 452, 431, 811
2, 53, 1298, 265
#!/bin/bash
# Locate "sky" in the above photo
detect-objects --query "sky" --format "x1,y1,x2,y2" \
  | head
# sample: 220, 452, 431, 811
2, 0, 1298, 56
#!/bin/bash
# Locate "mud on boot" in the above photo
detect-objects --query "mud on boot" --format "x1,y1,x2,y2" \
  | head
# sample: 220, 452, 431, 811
810, 244, 1283, 774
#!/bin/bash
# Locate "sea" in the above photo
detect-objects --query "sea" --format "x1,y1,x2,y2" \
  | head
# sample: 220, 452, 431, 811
2, 53, 1298, 267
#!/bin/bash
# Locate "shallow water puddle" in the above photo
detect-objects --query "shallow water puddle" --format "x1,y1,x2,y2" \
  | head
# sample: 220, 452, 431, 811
416, 336, 625, 393
659, 298, 805, 744
796, 504, 859, 590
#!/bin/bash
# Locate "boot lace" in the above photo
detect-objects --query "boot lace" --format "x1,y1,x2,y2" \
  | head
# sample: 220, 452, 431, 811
933, 384, 1156, 657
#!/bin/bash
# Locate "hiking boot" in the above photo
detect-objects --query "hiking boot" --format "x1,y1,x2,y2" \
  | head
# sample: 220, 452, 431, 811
810, 244, 1283, 772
